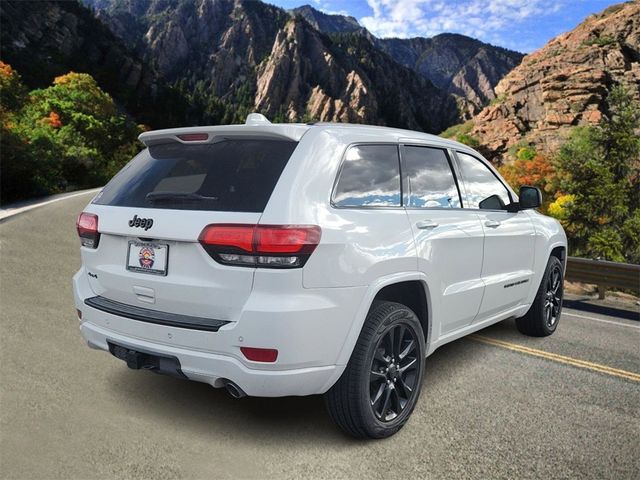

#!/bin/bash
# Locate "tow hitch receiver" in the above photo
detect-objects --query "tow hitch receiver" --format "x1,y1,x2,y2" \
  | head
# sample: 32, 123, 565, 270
108, 342, 187, 379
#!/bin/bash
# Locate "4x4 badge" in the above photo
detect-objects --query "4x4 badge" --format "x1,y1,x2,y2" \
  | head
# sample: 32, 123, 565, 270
128, 214, 154, 230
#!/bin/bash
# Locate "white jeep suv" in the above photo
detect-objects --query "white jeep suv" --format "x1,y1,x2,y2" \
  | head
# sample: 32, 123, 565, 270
74, 114, 567, 438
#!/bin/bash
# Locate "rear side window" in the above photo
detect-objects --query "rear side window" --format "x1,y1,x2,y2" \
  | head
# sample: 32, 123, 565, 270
93, 139, 298, 212
403, 146, 461, 208
456, 152, 511, 209
333, 145, 401, 207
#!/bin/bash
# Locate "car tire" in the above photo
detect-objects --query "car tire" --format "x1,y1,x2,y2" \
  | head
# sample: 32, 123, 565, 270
516, 256, 564, 337
324, 300, 425, 439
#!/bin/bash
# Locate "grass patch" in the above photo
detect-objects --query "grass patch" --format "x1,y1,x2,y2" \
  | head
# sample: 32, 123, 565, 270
601, 4, 625, 16
489, 93, 508, 106
440, 120, 474, 139
570, 102, 583, 113
583, 36, 616, 47
440, 121, 480, 148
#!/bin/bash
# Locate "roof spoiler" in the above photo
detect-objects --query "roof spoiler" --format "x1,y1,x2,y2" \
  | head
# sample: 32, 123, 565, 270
138, 113, 308, 147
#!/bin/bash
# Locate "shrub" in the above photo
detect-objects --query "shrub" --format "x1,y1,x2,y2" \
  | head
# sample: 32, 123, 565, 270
547, 194, 575, 222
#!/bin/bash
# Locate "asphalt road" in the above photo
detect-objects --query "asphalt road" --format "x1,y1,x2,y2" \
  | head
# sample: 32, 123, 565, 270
1, 192, 639, 479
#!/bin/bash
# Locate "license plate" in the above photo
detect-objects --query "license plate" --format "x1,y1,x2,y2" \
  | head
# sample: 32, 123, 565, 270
126, 241, 169, 276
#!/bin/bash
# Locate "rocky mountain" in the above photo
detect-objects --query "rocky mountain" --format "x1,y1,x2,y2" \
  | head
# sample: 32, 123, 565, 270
0, 0, 190, 128
291, 5, 523, 116
82, 0, 457, 132
456, 1, 640, 162
291, 5, 362, 34
377, 34, 524, 117
255, 18, 457, 130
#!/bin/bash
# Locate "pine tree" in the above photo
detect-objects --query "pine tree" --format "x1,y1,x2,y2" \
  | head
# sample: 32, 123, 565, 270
556, 86, 640, 262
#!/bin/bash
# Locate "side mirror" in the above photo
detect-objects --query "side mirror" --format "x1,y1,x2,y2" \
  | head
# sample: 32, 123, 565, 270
519, 186, 542, 210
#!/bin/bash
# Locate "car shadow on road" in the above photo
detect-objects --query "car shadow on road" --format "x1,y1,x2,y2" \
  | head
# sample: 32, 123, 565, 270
105, 327, 495, 445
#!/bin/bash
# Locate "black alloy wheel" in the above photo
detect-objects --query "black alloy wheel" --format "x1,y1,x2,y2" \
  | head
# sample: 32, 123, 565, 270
516, 255, 564, 337
325, 300, 425, 439
369, 324, 419, 422
544, 262, 563, 329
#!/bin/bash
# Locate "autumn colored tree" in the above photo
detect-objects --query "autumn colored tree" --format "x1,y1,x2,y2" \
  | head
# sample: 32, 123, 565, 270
499, 148, 557, 211
0, 61, 26, 113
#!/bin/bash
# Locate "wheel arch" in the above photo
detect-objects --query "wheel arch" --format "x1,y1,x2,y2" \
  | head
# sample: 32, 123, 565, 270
373, 281, 430, 344
333, 272, 434, 368
550, 244, 567, 272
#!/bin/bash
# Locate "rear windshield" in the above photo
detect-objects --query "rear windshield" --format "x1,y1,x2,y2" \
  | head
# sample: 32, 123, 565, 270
93, 139, 298, 212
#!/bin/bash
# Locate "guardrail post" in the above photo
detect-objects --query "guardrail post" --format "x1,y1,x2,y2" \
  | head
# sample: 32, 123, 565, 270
597, 284, 606, 300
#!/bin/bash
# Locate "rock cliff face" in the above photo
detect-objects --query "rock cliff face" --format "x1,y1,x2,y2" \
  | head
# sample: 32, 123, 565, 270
465, 1, 640, 161
378, 34, 523, 117
255, 18, 456, 131
87, 0, 288, 98
254, 19, 376, 123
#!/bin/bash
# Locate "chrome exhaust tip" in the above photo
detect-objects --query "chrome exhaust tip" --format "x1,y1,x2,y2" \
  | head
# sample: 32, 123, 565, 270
224, 380, 246, 399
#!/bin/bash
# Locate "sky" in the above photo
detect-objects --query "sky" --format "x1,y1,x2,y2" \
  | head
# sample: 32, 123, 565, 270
268, 0, 620, 52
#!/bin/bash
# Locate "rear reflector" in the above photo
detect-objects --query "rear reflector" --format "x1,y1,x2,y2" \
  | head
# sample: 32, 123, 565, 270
177, 133, 209, 142
240, 347, 278, 362
76, 212, 100, 248
199, 224, 321, 268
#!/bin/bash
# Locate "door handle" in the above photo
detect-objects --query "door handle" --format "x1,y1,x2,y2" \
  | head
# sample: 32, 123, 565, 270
485, 220, 501, 228
416, 219, 439, 229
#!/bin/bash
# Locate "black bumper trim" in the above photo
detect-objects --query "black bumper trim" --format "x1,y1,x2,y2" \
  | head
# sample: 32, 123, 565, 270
84, 296, 230, 332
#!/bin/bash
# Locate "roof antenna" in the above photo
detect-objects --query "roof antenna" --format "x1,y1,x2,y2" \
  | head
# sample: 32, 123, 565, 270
245, 113, 272, 125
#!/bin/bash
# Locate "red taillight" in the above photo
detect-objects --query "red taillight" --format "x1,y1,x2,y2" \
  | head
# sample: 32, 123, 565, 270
76, 212, 100, 248
240, 347, 278, 362
198, 224, 321, 268
177, 133, 208, 142
199, 225, 254, 253
255, 226, 320, 254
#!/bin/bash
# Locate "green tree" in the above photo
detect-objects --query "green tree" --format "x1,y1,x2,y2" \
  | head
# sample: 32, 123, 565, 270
555, 86, 640, 262
1, 62, 63, 201
1, 66, 142, 203
19, 72, 141, 186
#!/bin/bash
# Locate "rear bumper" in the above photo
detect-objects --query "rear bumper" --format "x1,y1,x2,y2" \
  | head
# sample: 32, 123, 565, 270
81, 321, 337, 396
73, 268, 366, 397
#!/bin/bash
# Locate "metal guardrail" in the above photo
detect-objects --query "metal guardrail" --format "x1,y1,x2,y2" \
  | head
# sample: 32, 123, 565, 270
565, 256, 640, 298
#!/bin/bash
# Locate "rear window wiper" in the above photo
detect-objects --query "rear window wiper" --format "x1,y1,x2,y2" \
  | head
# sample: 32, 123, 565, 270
145, 192, 219, 203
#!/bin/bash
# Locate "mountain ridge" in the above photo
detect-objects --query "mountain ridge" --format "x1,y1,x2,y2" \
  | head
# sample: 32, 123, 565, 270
291, 4, 524, 116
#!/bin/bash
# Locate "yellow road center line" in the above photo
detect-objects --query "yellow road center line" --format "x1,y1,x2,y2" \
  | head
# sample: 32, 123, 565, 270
469, 334, 640, 383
